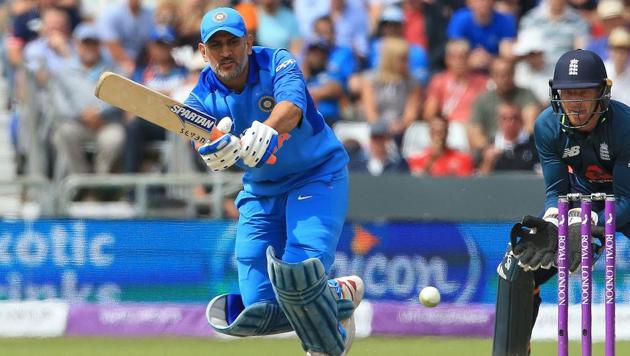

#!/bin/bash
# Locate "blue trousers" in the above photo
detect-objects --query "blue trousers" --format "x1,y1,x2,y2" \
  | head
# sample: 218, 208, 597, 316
234, 171, 348, 306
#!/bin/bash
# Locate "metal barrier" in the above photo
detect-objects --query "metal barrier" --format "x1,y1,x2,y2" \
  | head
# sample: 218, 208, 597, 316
57, 172, 243, 219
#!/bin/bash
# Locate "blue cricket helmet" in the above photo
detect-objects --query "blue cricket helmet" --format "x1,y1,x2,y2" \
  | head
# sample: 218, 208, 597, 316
549, 49, 612, 129
550, 49, 608, 89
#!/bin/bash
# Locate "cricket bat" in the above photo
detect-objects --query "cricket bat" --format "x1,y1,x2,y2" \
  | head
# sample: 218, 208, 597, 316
94, 71, 276, 164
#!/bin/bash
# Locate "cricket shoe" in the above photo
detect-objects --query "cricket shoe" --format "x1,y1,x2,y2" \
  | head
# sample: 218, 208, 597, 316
306, 275, 365, 356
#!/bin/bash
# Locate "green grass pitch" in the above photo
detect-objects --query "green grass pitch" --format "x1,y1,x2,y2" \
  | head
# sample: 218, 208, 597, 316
2, 337, 629, 355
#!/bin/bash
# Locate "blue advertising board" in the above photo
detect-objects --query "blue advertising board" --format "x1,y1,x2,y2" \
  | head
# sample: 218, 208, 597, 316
0, 219, 628, 305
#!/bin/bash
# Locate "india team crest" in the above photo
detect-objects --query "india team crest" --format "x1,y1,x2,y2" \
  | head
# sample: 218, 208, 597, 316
213, 12, 227, 22
258, 96, 275, 113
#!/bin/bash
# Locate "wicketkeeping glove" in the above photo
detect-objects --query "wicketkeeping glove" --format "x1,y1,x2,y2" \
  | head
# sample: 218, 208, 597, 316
511, 209, 604, 272
198, 117, 241, 172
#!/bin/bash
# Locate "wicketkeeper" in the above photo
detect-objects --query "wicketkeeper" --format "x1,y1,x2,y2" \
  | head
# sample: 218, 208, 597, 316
493, 49, 630, 355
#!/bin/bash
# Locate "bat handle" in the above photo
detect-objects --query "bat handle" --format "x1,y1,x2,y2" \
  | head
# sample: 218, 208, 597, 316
209, 128, 277, 165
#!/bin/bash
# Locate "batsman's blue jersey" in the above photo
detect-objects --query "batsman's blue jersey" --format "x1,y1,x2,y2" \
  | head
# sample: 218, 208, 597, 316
534, 100, 630, 232
185, 47, 349, 196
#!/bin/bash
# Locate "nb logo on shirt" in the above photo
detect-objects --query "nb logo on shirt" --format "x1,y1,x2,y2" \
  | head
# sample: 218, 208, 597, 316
562, 146, 580, 158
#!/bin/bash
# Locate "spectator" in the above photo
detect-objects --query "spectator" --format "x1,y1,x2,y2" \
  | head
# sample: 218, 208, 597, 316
170, 1, 213, 69
235, 1, 258, 38
605, 27, 630, 104
368, 5, 430, 85
313, 15, 335, 45
310, 16, 357, 85
468, 57, 540, 154
361, 37, 422, 149
447, 0, 517, 72
402, 0, 428, 50
23, 7, 74, 82
519, 0, 590, 66
329, 0, 370, 61
311, 15, 359, 121
49, 23, 124, 180
9, 0, 80, 46
153, 0, 180, 30
587, 0, 627, 60
422, 0, 466, 74
366, 0, 403, 34
342, 138, 369, 172
6, 0, 78, 69
293, 0, 332, 40
255, 0, 301, 54
98, 0, 156, 75
513, 28, 553, 106
424, 39, 489, 124
365, 121, 409, 175
407, 115, 474, 176
301, 40, 345, 126
123, 27, 188, 173
477, 101, 539, 174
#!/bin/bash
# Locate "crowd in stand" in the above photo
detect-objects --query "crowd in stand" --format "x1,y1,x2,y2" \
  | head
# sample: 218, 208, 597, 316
2, 0, 630, 194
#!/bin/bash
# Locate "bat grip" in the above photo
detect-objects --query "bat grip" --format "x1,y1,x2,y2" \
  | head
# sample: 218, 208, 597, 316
209, 128, 277, 165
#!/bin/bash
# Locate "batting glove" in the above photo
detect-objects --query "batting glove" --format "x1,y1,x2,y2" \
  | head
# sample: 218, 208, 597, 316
198, 117, 240, 172
239, 120, 278, 168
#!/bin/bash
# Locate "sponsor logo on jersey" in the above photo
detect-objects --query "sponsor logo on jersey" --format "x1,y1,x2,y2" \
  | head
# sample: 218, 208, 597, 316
275, 58, 296, 73
563, 146, 580, 158
600, 143, 610, 160
584, 164, 613, 183
170, 104, 216, 131
257, 96, 275, 113
569, 59, 579, 76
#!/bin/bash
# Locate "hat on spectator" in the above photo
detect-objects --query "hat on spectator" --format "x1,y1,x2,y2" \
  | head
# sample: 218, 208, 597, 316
73, 23, 100, 41
597, 0, 624, 19
379, 6, 404, 23
151, 26, 177, 45
609, 27, 630, 49
370, 121, 389, 137
513, 29, 545, 56
201, 7, 247, 43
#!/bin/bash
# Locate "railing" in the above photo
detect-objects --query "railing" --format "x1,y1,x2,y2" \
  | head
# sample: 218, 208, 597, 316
57, 172, 243, 219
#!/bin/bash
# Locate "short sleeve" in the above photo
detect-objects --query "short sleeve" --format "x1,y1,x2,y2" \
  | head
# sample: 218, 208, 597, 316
272, 49, 307, 113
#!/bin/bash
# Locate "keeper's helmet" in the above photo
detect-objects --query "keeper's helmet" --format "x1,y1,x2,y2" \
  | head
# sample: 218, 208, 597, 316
549, 49, 612, 129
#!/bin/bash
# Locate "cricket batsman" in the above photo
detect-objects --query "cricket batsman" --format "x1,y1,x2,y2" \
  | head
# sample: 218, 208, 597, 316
185, 7, 364, 356
493, 49, 630, 355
